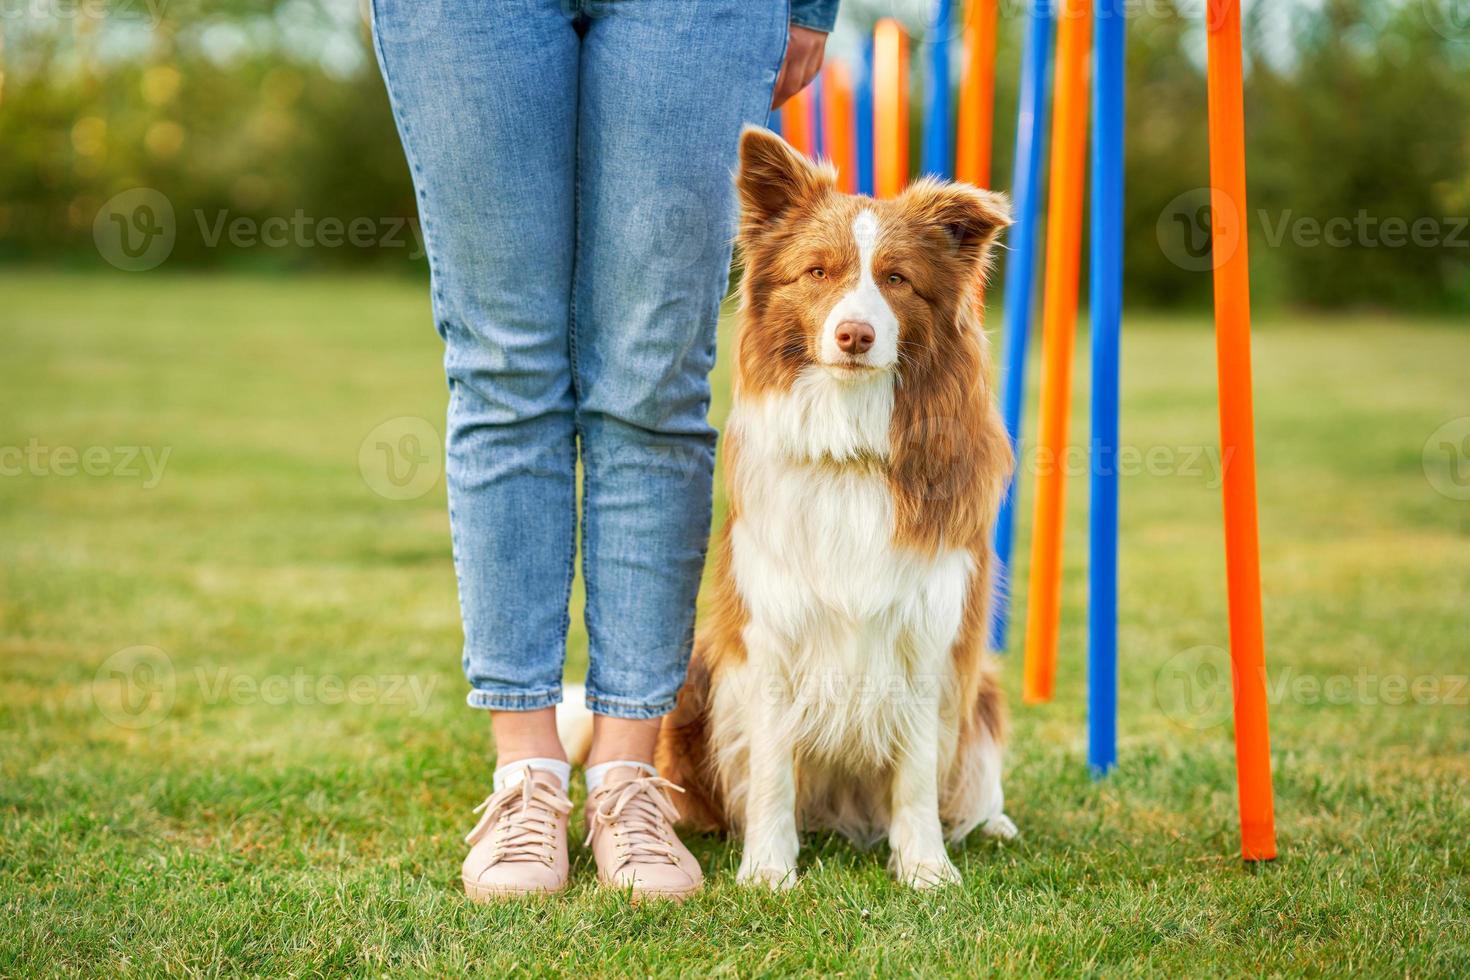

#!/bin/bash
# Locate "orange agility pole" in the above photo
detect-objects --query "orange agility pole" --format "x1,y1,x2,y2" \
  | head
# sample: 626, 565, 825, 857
1022, 0, 1091, 704
1205, 0, 1278, 862
823, 61, 857, 194
782, 84, 816, 159
955, 0, 999, 186
873, 18, 909, 198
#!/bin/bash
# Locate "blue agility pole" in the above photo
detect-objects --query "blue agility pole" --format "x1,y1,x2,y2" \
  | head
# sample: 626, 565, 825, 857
1088, 0, 1125, 776
922, 0, 954, 177
810, 69, 826, 160
989, 0, 1055, 653
856, 36, 875, 196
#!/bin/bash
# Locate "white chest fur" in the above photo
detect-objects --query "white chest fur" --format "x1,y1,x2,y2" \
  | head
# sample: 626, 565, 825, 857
724, 369, 973, 766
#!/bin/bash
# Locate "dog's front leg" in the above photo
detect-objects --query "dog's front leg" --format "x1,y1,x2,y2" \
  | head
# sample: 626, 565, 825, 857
887, 692, 962, 889
735, 639, 800, 889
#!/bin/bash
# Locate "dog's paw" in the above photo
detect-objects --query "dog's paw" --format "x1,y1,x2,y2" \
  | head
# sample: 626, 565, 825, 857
981, 812, 1018, 840
892, 855, 963, 889
736, 861, 799, 890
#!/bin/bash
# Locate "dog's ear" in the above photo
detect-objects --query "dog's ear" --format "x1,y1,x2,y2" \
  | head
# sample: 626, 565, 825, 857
737, 126, 835, 235
898, 178, 1012, 267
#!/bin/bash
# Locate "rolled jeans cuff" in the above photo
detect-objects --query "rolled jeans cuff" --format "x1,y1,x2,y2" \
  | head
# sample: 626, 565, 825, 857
466, 684, 563, 712
586, 689, 677, 721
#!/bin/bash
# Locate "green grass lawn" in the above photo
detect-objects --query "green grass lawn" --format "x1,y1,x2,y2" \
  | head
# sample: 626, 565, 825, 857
2, 270, 1467, 976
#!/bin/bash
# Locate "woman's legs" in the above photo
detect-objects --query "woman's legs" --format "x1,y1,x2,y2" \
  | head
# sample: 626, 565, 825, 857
372, 0, 582, 747
378, 0, 785, 774
574, 0, 789, 742
375, 0, 789, 901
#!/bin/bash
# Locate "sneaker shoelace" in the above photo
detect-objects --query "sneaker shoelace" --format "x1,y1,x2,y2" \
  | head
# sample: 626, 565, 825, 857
584, 775, 686, 873
464, 777, 572, 868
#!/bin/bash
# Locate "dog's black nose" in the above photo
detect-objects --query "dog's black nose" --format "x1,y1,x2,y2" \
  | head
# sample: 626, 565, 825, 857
835, 320, 875, 355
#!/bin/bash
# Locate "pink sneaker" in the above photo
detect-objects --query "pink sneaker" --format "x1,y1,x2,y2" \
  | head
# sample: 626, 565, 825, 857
584, 767, 703, 901
461, 772, 572, 901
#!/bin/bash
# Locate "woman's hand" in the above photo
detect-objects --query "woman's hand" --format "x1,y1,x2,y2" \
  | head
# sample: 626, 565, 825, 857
771, 25, 828, 109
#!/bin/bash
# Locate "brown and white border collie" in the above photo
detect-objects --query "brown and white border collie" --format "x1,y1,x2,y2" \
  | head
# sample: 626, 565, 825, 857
566, 127, 1016, 888
660, 127, 1019, 889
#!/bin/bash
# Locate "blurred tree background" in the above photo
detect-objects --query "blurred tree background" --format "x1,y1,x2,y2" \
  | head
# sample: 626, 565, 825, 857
1, 0, 1467, 310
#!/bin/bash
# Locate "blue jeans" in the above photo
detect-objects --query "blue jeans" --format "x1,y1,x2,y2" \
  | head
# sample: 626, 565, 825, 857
372, 0, 789, 719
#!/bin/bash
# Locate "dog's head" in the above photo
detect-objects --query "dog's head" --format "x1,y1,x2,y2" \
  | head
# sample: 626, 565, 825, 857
735, 127, 1010, 388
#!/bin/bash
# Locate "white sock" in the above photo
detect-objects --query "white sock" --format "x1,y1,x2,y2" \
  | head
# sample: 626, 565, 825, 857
493, 757, 571, 793
584, 759, 658, 794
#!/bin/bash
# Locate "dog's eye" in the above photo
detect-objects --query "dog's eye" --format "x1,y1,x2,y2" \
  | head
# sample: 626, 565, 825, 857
887, 273, 905, 286
810, 268, 826, 280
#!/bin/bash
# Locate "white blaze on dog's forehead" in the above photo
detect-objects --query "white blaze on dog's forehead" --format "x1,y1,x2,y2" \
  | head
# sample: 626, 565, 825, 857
818, 208, 900, 369
852, 209, 880, 268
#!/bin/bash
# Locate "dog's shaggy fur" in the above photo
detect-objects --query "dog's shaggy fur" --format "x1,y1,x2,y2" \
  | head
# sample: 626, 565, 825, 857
647, 128, 1017, 888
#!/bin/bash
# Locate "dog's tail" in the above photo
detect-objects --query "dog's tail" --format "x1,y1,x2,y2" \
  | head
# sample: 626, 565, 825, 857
654, 648, 727, 831
557, 685, 595, 766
